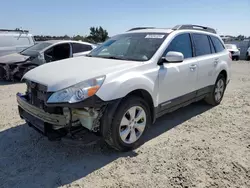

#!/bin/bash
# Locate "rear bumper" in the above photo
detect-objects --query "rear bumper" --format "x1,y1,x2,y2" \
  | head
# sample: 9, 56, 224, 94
17, 92, 67, 126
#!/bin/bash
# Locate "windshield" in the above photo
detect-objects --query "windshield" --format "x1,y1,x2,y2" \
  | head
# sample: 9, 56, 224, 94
225, 44, 237, 49
88, 33, 168, 61
20, 42, 51, 57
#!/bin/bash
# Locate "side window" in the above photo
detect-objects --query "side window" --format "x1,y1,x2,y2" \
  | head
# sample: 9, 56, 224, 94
210, 36, 225, 53
192, 34, 211, 56
84, 44, 93, 51
208, 37, 216, 53
44, 43, 71, 62
164, 33, 193, 59
72, 43, 92, 53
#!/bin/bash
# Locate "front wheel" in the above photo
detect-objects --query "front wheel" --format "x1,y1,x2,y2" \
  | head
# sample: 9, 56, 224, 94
104, 96, 151, 151
246, 53, 250, 61
205, 74, 226, 106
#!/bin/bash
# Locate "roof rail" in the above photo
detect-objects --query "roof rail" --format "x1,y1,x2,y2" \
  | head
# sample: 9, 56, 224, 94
127, 27, 155, 32
0, 28, 29, 33
172, 24, 216, 34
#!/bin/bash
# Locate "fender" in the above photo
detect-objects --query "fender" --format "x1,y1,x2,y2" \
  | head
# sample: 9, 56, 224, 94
214, 58, 231, 84
96, 71, 158, 107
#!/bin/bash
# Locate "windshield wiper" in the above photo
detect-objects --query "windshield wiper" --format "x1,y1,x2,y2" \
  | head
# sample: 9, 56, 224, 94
98, 56, 126, 60
85, 54, 92, 57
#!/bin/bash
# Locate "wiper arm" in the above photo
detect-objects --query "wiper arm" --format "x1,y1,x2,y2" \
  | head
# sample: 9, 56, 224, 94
85, 54, 92, 57
99, 56, 126, 60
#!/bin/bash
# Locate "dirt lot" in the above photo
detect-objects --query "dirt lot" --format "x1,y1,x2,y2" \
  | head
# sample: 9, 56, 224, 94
0, 61, 249, 188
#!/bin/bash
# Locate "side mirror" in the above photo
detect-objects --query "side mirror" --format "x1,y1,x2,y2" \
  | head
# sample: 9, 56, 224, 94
162, 51, 184, 63
238, 48, 241, 51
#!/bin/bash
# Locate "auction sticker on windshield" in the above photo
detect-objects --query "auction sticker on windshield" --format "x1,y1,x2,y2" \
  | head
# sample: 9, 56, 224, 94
145, 34, 165, 39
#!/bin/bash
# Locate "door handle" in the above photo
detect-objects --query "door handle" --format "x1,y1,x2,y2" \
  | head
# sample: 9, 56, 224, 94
189, 64, 197, 71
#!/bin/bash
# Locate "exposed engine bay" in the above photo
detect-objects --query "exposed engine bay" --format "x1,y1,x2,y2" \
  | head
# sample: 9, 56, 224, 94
0, 61, 36, 81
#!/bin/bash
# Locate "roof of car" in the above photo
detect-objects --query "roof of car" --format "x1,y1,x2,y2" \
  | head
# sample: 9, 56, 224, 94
125, 25, 218, 35
126, 28, 174, 34
44, 40, 95, 46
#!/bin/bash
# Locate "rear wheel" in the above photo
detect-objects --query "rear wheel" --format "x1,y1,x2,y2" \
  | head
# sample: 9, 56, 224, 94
205, 74, 226, 106
104, 96, 151, 151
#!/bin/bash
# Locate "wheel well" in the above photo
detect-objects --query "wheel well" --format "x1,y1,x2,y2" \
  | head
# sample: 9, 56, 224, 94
125, 89, 155, 123
219, 70, 227, 81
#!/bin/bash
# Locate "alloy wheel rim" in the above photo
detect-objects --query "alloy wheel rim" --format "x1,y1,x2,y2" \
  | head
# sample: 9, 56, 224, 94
119, 106, 146, 144
214, 79, 225, 102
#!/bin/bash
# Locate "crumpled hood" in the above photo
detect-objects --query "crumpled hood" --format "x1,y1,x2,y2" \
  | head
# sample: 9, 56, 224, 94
0, 53, 30, 64
23, 56, 141, 91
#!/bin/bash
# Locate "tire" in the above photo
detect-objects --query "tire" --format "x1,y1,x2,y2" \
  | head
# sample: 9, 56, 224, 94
0, 66, 5, 80
104, 96, 151, 151
235, 56, 239, 61
246, 53, 250, 61
205, 74, 226, 106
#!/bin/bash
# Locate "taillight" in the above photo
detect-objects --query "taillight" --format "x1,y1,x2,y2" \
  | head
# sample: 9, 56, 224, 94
229, 52, 232, 60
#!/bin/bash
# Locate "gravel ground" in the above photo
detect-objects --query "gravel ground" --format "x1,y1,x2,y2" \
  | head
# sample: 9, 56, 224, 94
0, 61, 249, 188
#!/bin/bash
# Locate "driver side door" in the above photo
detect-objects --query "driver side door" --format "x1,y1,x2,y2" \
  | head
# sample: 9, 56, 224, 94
158, 33, 199, 111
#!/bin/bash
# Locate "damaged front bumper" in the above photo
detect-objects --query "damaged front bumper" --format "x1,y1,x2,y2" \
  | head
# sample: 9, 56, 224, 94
16, 92, 107, 140
17, 92, 68, 134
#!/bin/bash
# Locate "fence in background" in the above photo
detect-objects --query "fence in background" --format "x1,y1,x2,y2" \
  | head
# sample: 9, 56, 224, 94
224, 40, 250, 60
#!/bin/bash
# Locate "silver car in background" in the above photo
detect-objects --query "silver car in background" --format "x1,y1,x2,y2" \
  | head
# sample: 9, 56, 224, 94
0, 40, 96, 81
0, 29, 35, 57
225, 44, 240, 61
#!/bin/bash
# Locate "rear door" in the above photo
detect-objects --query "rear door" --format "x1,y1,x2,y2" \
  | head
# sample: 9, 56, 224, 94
191, 33, 216, 95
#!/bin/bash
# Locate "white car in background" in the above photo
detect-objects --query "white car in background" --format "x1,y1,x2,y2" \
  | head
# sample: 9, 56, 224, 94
225, 44, 240, 61
246, 46, 250, 61
0, 29, 35, 57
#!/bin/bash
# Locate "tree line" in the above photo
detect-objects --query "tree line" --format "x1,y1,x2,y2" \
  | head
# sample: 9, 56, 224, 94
34, 26, 109, 44
33, 26, 250, 43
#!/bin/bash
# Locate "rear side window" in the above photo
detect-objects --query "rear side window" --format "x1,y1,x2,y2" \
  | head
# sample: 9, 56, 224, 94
164, 33, 193, 59
208, 37, 216, 53
210, 36, 225, 52
192, 34, 211, 56
72, 43, 92, 53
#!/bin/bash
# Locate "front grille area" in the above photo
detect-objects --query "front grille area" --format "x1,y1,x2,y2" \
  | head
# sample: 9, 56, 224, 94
27, 81, 47, 109
26, 81, 63, 114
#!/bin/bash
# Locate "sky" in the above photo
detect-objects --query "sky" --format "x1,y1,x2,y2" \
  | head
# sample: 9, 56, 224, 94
0, 0, 249, 37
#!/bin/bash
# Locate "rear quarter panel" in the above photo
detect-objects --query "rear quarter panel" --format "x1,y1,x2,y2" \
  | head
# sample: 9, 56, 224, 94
215, 49, 232, 84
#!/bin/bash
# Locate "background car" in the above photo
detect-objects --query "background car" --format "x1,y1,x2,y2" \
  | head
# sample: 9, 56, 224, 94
0, 40, 96, 81
246, 46, 250, 61
0, 29, 35, 57
225, 44, 240, 60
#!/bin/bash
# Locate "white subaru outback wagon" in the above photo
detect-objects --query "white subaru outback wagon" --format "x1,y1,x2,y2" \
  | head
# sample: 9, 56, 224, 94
16, 24, 231, 151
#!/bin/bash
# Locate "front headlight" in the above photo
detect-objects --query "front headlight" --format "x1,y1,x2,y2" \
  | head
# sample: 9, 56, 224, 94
47, 76, 105, 103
